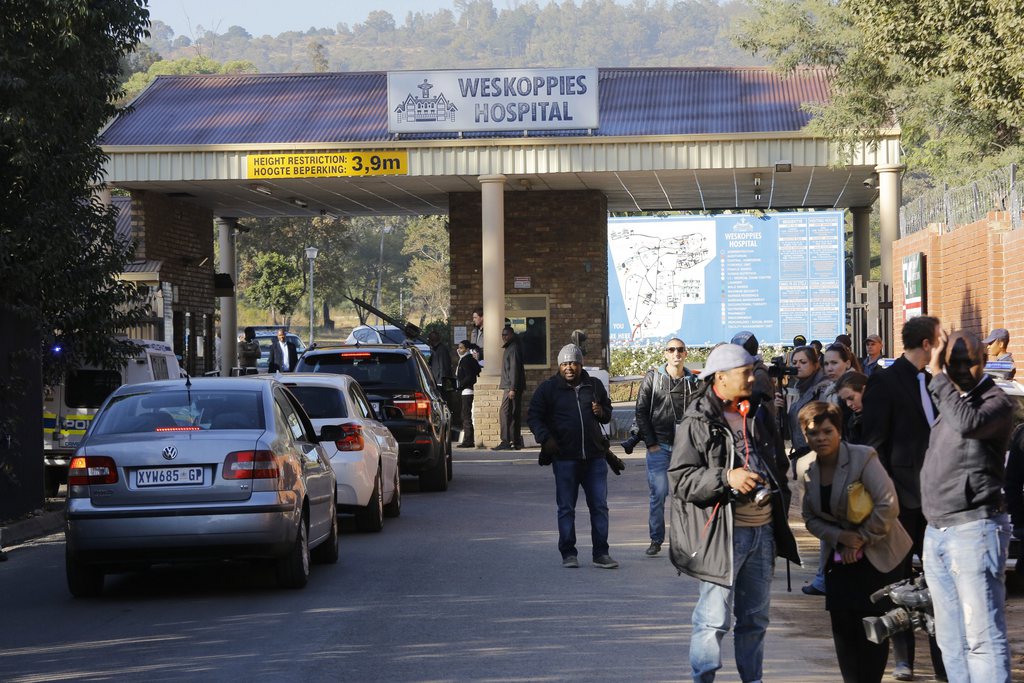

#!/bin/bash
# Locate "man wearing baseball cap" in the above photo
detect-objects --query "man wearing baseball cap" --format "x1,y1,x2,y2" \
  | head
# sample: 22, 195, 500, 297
527, 344, 617, 569
983, 328, 1015, 379
669, 344, 799, 682
862, 334, 884, 377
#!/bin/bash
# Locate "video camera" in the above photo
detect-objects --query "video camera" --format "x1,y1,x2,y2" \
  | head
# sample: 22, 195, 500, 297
862, 575, 935, 644
767, 355, 798, 381
620, 422, 643, 455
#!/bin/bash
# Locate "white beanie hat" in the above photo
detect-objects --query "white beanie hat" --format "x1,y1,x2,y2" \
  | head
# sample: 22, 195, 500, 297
557, 344, 583, 365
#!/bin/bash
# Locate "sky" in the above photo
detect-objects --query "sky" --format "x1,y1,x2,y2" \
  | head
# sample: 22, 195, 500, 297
147, 0, 461, 37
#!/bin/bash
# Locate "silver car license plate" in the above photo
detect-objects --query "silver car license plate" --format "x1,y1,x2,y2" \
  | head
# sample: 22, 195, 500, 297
136, 466, 205, 487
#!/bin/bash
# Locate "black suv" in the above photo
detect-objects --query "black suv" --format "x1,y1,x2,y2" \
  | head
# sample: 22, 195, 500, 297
296, 344, 452, 491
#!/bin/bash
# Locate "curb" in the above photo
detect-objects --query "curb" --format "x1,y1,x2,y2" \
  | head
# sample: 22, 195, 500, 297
0, 509, 64, 549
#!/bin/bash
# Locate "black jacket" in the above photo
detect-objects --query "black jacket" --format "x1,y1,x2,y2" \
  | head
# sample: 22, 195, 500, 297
455, 352, 481, 391
635, 365, 699, 448
668, 389, 800, 586
268, 340, 298, 373
921, 373, 1014, 527
1006, 425, 1024, 533
860, 355, 934, 509
429, 342, 453, 386
499, 337, 525, 391
527, 370, 612, 460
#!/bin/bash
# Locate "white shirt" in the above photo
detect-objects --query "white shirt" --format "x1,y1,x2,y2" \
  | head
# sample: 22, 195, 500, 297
277, 340, 291, 371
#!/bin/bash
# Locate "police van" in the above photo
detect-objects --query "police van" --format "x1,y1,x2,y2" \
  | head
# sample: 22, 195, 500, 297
42, 339, 181, 496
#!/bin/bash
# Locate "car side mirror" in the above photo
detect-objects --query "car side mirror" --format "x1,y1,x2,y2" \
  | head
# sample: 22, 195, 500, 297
380, 405, 405, 420
319, 424, 345, 442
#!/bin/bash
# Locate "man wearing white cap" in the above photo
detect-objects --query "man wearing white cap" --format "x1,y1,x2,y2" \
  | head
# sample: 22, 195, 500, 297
527, 344, 617, 569
668, 343, 799, 683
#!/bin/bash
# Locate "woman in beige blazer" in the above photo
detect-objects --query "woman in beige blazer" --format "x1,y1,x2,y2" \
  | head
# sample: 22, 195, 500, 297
796, 401, 912, 683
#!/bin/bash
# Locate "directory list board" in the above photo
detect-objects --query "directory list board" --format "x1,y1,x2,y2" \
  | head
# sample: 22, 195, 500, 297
608, 212, 846, 347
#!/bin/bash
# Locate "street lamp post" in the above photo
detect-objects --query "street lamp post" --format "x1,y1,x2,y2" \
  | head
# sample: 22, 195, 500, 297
305, 246, 319, 348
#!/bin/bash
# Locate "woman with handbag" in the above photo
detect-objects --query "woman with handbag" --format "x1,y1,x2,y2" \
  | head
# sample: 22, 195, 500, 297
796, 401, 912, 683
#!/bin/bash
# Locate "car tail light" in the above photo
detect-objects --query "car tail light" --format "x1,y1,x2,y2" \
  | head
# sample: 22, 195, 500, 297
334, 424, 365, 451
223, 450, 279, 479
393, 392, 431, 420
341, 352, 371, 358
68, 456, 119, 486
155, 426, 201, 432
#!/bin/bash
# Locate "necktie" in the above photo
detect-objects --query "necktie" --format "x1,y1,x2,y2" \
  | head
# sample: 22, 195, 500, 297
917, 372, 936, 427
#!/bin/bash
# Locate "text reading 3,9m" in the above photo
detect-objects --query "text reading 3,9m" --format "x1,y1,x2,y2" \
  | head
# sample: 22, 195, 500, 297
246, 152, 408, 179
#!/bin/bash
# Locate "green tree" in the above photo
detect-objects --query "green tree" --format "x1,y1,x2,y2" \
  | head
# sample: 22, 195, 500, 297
308, 40, 329, 72
402, 216, 450, 326
1, 0, 150, 515
122, 54, 257, 100
733, 0, 1024, 181
241, 252, 305, 324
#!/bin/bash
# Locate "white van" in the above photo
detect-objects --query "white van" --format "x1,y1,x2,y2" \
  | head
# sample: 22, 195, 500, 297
42, 339, 181, 496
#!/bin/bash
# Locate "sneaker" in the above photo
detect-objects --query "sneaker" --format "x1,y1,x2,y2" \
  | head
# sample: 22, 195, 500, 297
644, 542, 662, 557
593, 554, 619, 569
562, 555, 579, 568
801, 584, 826, 596
892, 663, 913, 681
493, 442, 513, 451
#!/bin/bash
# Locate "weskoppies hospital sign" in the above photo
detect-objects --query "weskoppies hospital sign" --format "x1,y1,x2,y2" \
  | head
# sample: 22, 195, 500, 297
387, 68, 599, 134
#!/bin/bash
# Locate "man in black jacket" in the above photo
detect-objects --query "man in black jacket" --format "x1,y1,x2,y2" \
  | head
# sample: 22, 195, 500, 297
668, 343, 799, 683
859, 315, 945, 681
267, 328, 298, 373
527, 344, 616, 569
922, 329, 1015, 682
496, 325, 526, 450
634, 337, 698, 556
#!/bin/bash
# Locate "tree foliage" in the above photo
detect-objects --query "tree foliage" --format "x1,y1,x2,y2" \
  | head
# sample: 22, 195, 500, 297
122, 54, 258, 100
241, 252, 305, 324
401, 216, 450, 325
1, 0, 151, 384
734, 0, 1024, 181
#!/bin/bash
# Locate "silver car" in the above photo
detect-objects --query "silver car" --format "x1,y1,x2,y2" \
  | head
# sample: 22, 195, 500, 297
64, 377, 338, 597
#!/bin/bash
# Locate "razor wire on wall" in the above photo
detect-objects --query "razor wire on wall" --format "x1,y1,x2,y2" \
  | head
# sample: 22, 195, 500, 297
900, 164, 1021, 236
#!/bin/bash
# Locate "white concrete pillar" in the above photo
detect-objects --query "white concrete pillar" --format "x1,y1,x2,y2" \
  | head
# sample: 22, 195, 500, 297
216, 217, 238, 376
876, 165, 904, 294
851, 206, 872, 281
479, 174, 506, 378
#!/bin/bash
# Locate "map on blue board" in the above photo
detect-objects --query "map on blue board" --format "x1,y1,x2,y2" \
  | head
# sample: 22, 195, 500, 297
608, 212, 846, 347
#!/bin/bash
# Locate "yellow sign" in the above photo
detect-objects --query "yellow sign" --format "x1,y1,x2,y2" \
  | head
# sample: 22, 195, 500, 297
247, 152, 408, 179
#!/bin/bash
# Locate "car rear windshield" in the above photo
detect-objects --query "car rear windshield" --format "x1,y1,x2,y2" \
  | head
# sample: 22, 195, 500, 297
288, 386, 348, 419
299, 352, 416, 389
91, 390, 266, 435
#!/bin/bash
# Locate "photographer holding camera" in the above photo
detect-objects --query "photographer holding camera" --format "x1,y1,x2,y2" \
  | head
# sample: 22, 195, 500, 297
668, 344, 799, 683
921, 329, 1015, 682
796, 401, 912, 683
633, 337, 699, 557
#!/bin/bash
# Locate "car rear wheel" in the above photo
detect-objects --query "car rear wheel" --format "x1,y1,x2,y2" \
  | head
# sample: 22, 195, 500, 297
66, 549, 104, 598
311, 505, 339, 564
446, 436, 453, 482
383, 466, 401, 518
355, 467, 384, 533
419, 443, 449, 492
276, 512, 310, 589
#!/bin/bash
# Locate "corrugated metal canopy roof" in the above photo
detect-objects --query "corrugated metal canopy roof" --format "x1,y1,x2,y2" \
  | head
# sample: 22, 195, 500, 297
102, 68, 832, 147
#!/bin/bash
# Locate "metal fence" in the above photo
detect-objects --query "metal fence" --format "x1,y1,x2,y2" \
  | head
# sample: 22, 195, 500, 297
900, 163, 1022, 236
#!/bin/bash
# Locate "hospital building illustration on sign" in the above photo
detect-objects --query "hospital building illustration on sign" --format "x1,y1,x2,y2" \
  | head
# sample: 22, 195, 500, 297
394, 79, 457, 124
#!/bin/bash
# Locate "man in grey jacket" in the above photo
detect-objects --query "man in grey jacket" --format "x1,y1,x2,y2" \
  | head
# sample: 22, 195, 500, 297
669, 344, 799, 683
495, 325, 526, 450
634, 337, 698, 556
922, 329, 1015, 682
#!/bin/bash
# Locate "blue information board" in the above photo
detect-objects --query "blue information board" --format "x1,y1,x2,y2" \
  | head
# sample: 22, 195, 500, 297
608, 212, 846, 347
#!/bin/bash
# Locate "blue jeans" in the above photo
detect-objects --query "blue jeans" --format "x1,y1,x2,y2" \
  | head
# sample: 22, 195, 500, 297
646, 445, 671, 543
691, 524, 775, 683
552, 458, 610, 560
923, 515, 1011, 683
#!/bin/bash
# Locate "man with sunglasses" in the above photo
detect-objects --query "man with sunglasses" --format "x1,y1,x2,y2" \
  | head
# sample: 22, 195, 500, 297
634, 337, 699, 556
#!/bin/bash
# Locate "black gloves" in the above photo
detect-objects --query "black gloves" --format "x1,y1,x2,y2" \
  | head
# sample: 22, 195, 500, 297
605, 451, 625, 475
539, 437, 558, 466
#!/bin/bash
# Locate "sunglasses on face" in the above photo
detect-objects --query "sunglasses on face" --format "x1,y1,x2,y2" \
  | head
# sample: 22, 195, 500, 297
665, 346, 686, 354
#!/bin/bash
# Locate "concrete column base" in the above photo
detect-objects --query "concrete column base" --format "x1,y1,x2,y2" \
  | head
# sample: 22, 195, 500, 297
472, 379, 503, 448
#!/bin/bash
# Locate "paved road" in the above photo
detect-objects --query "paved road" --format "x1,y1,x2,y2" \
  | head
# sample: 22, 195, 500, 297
0, 449, 880, 682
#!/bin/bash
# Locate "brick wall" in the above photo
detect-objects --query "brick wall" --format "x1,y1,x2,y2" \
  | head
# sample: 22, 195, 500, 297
450, 189, 608, 446
892, 211, 1020, 370
131, 191, 216, 375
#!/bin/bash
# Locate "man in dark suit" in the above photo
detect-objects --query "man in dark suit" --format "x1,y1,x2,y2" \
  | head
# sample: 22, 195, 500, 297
860, 315, 945, 681
268, 328, 298, 373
